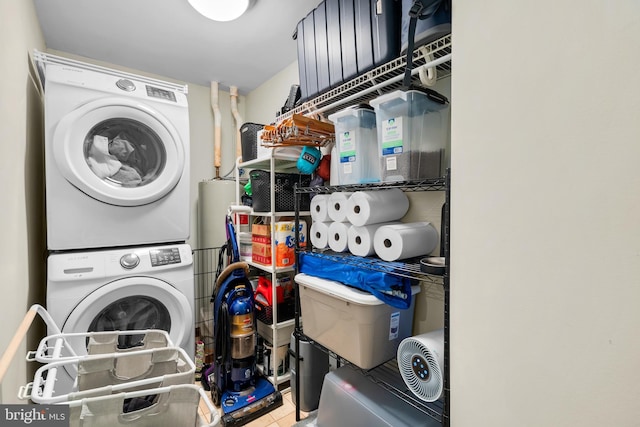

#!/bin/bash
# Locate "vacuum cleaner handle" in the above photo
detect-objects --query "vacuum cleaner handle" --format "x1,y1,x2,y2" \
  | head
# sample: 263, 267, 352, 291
225, 215, 240, 263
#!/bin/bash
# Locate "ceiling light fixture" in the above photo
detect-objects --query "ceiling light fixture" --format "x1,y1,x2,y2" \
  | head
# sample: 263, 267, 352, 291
188, 0, 253, 22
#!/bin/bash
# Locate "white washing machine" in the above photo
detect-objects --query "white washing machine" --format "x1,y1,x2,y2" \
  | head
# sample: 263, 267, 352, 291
46, 243, 195, 369
38, 52, 190, 250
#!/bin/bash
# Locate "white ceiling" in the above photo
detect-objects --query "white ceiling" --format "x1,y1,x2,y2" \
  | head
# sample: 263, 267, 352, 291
33, 0, 321, 94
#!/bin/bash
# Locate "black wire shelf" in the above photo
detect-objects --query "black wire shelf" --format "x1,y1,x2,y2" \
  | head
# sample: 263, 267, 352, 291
297, 249, 445, 284
294, 177, 446, 194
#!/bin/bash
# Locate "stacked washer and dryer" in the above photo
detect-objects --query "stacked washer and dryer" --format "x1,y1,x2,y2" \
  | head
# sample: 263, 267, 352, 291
36, 53, 196, 382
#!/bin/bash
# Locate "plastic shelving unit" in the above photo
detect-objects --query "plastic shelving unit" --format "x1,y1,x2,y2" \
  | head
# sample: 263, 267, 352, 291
232, 151, 311, 388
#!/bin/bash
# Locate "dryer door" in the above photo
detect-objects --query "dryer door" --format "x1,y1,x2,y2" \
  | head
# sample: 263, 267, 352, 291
52, 97, 185, 206
61, 276, 193, 357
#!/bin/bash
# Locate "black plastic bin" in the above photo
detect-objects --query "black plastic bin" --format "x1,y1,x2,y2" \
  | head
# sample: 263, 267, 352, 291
250, 170, 311, 212
240, 122, 264, 162
294, 0, 401, 102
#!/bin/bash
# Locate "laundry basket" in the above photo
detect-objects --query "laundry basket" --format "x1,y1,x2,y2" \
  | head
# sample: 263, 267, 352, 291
64, 384, 216, 427
3, 305, 220, 426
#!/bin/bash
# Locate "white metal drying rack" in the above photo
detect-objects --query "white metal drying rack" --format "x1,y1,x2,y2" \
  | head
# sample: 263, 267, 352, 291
32, 49, 188, 94
0, 305, 220, 426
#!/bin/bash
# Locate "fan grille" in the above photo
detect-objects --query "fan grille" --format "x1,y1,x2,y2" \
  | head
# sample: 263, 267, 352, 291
398, 338, 442, 402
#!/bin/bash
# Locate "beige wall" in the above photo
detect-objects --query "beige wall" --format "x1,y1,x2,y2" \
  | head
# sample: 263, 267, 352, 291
0, 0, 46, 403
245, 61, 299, 125
451, 1, 640, 425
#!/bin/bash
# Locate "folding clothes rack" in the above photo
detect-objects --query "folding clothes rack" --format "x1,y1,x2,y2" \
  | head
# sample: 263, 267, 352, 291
0, 304, 220, 427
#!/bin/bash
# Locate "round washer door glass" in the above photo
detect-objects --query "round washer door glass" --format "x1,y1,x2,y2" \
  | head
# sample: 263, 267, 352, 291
83, 118, 167, 188
53, 97, 185, 206
61, 277, 192, 357
88, 295, 171, 349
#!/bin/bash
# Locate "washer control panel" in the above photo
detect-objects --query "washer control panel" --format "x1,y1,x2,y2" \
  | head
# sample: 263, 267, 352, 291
146, 85, 176, 102
150, 247, 182, 267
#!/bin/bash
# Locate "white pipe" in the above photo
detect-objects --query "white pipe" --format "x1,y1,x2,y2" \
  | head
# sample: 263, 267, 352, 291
210, 82, 222, 178
230, 85, 243, 160
417, 46, 437, 87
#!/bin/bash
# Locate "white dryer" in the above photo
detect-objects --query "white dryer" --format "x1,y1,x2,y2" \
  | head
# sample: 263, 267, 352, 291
46, 243, 195, 365
38, 53, 190, 250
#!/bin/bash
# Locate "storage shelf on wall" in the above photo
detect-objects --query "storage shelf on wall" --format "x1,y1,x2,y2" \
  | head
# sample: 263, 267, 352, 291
293, 171, 451, 426
276, 33, 451, 121
279, 30, 452, 426
294, 177, 447, 194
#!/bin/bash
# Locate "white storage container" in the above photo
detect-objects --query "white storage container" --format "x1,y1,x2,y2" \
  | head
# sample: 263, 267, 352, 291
295, 273, 420, 369
369, 89, 449, 182
328, 104, 380, 184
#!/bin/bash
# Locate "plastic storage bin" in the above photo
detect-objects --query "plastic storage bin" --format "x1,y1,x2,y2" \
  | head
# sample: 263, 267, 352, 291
295, 273, 420, 370
249, 170, 311, 212
370, 88, 450, 182
316, 365, 440, 427
294, 0, 401, 101
240, 122, 263, 162
328, 104, 380, 184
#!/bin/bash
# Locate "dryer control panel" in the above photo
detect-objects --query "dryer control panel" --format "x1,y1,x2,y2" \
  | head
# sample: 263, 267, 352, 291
150, 247, 182, 267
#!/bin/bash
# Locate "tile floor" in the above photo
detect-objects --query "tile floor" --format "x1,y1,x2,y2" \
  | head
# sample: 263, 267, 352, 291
198, 386, 310, 427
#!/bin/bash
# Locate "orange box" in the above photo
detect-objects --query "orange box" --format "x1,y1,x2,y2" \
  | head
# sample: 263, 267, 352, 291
251, 222, 307, 267
252, 224, 272, 266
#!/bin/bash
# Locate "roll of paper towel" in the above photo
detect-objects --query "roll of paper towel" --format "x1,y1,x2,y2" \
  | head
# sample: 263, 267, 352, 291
328, 222, 350, 253
327, 192, 353, 222
347, 222, 400, 257
397, 329, 444, 402
310, 222, 331, 249
310, 194, 330, 223
373, 222, 438, 261
346, 189, 410, 226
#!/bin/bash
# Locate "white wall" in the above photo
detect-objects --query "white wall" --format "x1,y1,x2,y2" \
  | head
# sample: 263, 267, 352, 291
0, 0, 46, 403
451, 1, 640, 425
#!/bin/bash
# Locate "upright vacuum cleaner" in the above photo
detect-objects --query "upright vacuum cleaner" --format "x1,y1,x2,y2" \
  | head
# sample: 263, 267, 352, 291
207, 214, 282, 426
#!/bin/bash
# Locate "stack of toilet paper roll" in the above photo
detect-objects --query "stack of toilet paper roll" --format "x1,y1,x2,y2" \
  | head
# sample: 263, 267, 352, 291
310, 192, 353, 252
309, 189, 440, 261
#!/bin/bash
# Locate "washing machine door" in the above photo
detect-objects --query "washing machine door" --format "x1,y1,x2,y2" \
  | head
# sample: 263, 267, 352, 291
61, 276, 193, 357
52, 97, 185, 206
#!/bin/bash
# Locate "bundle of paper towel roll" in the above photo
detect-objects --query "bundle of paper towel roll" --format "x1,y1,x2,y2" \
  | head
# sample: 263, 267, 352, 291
309, 189, 439, 261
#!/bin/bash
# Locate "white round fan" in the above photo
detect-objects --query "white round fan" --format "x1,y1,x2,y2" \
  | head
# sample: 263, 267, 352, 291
397, 329, 444, 402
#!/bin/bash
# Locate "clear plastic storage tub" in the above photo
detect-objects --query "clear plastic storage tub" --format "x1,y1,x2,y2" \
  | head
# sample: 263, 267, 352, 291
328, 104, 380, 185
369, 89, 450, 182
